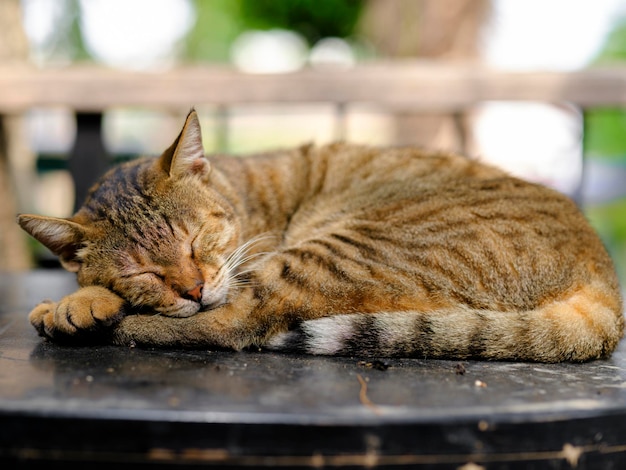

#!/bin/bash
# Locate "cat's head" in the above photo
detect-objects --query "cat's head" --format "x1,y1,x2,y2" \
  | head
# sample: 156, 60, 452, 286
18, 110, 242, 317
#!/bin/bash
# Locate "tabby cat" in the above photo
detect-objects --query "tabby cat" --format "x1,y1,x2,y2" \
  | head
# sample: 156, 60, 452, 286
18, 110, 624, 362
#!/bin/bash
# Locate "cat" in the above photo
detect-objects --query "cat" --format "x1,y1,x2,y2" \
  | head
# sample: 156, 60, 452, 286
17, 109, 624, 362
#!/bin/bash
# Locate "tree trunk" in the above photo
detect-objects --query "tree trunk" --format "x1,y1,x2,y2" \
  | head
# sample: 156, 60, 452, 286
359, 0, 490, 150
0, 0, 33, 270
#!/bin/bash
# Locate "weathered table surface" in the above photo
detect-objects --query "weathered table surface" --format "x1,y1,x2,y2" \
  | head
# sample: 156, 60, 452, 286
1, 270, 625, 469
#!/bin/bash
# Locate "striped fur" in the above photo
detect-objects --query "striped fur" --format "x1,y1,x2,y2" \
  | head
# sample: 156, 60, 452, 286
18, 110, 624, 362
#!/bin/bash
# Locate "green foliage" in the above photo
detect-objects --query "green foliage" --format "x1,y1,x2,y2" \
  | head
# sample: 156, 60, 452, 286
594, 17, 626, 64
67, 0, 91, 61
184, 1, 245, 62
584, 17, 626, 284
184, 0, 364, 62
237, 0, 364, 45
585, 17, 626, 160
584, 109, 626, 159
586, 199, 626, 283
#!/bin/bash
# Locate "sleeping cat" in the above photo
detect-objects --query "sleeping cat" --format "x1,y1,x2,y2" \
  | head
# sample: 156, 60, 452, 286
18, 109, 624, 362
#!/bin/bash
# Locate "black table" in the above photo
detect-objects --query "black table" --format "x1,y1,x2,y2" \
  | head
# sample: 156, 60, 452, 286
1, 270, 625, 469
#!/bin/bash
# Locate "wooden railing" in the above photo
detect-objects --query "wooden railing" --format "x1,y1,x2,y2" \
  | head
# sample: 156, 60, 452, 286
3, 62, 626, 110
2, 61, 626, 208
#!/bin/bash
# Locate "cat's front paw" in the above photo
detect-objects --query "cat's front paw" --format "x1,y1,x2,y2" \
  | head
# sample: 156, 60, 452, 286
29, 286, 126, 343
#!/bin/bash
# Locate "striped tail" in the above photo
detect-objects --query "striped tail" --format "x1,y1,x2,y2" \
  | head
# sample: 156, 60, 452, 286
267, 284, 624, 362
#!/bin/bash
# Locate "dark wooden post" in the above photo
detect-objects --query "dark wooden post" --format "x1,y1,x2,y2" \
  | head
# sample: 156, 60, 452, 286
68, 112, 110, 212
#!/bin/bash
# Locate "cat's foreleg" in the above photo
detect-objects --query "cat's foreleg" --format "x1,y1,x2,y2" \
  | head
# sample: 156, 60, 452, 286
29, 286, 127, 342
111, 288, 266, 350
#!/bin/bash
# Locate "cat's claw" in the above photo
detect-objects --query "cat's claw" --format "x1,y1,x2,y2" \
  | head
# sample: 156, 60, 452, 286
28, 286, 126, 342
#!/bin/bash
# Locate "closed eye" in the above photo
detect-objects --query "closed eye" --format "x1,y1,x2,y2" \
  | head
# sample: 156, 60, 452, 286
191, 231, 210, 260
150, 272, 166, 282
191, 226, 226, 261
121, 271, 165, 282
189, 229, 203, 259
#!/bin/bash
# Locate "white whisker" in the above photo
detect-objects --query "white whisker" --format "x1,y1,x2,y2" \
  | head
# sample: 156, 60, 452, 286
227, 280, 257, 289
231, 268, 257, 278
213, 233, 275, 297
233, 251, 270, 266
222, 234, 274, 273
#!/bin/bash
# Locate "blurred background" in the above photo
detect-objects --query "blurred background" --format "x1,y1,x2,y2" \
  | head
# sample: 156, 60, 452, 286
1, 0, 625, 284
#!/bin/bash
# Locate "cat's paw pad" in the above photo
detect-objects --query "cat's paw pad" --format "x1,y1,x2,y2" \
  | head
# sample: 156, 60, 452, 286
28, 300, 54, 337
29, 287, 126, 342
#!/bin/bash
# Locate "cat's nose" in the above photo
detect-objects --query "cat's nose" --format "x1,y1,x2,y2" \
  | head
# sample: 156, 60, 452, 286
183, 282, 203, 302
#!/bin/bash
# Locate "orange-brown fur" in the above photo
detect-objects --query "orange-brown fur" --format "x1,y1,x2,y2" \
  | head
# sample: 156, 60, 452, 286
18, 110, 624, 362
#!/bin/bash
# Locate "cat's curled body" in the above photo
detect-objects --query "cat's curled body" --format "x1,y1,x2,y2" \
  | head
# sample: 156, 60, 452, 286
18, 110, 624, 362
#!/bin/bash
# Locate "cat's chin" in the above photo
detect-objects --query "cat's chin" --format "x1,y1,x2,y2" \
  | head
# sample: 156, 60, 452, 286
200, 299, 227, 312
157, 301, 202, 318
200, 285, 228, 311
155, 296, 226, 318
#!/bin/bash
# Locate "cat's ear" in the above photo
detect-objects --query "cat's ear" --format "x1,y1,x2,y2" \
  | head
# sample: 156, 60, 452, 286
160, 109, 211, 181
17, 214, 86, 272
